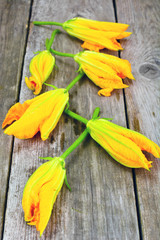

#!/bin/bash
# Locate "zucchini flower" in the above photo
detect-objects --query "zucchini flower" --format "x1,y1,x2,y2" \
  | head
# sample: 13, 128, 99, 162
87, 118, 160, 170
25, 50, 55, 95
34, 18, 132, 52
74, 51, 134, 96
63, 18, 131, 51
22, 157, 66, 236
22, 125, 92, 236
2, 89, 69, 140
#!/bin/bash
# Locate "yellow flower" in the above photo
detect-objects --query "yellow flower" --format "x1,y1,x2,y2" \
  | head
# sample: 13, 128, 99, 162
74, 51, 134, 96
2, 89, 69, 140
22, 157, 66, 236
87, 118, 160, 170
25, 50, 55, 95
63, 17, 131, 51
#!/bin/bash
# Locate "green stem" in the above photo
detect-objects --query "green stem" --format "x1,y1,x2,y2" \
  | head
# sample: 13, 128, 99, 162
60, 129, 89, 159
65, 72, 85, 91
92, 107, 100, 119
64, 109, 88, 125
44, 29, 75, 57
50, 48, 75, 58
61, 107, 100, 160
46, 29, 61, 51
33, 21, 63, 27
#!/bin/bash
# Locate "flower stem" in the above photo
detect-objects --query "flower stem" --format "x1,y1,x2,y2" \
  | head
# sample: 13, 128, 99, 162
65, 72, 85, 91
33, 21, 63, 27
46, 29, 61, 51
45, 29, 74, 57
64, 109, 88, 125
50, 48, 75, 58
61, 107, 100, 160
60, 129, 89, 159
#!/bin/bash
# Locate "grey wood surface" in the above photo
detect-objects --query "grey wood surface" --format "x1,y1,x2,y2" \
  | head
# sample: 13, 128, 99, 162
0, 0, 32, 239
0, 0, 159, 239
2, 0, 139, 240
116, 0, 160, 239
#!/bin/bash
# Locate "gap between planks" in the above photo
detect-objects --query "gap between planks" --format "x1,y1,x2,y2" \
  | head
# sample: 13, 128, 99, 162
1, 1, 34, 240
112, 0, 143, 239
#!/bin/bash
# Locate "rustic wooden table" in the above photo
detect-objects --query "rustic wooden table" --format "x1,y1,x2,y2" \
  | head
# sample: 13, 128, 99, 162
0, 0, 160, 239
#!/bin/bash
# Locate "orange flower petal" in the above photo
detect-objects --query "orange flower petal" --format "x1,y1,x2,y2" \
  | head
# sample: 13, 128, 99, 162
78, 51, 134, 80
84, 66, 128, 89
66, 28, 125, 51
22, 157, 65, 236
22, 160, 57, 216
25, 76, 42, 95
38, 170, 65, 236
2, 100, 33, 128
100, 119, 160, 158
81, 39, 124, 52
98, 88, 114, 97
91, 130, 152, 170
25, 51, 55, 95
81, 41, 104, 52
108, 133, 152, 170
3, 89, 68, 140
74, 51, 132, 96
40, 90, 69, 140
67, 17, 129, 32
63, 17, 131, 51
117, 32, 132, 39
87, 119, 160, 170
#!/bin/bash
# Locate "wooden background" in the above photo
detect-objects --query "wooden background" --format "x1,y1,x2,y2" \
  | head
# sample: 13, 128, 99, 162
0, 0, 160, 239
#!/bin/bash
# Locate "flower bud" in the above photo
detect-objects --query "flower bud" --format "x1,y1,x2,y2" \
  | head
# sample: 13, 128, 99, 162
22, 157, 66, 236
87, 118, 160, 170
25, 50, 55, 95
74, 51, 134, 96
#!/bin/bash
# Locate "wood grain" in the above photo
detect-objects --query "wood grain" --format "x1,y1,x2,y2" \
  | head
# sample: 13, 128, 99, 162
0, 0, 32, 238
2, 0, 139, 239
116, 0, 160, 239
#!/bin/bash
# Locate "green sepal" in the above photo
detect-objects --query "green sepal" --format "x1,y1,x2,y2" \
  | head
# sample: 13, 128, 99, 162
91, 116, 100, 121
65, 102, 70, 111
76, 64, 82, 73
92, 107, 100, 120
44, 83, 58, 89
65, 174, 71, 191
54, 63, 58, 69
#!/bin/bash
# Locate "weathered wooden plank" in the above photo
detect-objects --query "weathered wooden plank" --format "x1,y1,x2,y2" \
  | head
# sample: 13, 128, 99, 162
116, 0, 160, 239
0, 0, 32, 238
3, 0, 139, 239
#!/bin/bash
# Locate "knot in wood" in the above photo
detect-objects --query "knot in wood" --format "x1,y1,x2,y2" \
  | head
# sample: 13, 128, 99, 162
139, 63, 160, 79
